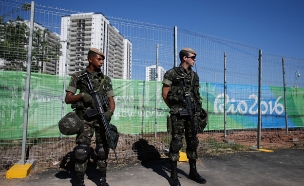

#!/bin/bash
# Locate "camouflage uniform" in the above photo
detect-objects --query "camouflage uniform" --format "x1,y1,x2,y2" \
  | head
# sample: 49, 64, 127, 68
162, 65, 203, 161
163, 48, 207, 185
66, 67, 114, 174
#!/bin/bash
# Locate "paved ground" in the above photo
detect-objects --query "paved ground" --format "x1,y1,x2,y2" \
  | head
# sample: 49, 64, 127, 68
1, 149, 304, 186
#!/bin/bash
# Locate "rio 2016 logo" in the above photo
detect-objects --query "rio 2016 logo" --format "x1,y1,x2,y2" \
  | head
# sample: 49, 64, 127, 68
214, 93, 284, 115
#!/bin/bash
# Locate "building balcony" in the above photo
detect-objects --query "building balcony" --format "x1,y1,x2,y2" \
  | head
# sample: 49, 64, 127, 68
68, 66, 75, 71
45, 66, 55, 71
69, 56, 77, 60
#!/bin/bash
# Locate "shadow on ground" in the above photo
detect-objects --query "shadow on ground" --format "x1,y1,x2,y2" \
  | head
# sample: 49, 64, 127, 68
132, 138, 188, 185
55, 148, 103, 186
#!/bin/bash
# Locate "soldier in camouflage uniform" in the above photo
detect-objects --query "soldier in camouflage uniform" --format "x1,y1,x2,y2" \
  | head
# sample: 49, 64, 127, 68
65, 48, 115, 186
162, 48, 206, 185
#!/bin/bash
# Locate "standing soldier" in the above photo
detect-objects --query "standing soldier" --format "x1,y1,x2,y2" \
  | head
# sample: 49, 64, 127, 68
162, 48, 207, 185
65, 48, 115, 186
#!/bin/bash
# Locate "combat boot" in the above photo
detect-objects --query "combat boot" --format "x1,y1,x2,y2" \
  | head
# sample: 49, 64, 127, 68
98, 171, 109, 186
76, 172, 85, 186
169, 160, 181, 186
188, 159, 206, 184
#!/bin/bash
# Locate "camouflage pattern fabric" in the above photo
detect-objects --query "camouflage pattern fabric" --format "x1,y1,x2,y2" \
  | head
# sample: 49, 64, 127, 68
58, 112, 84, 135
163, 66, 201, 115
163, 66, 203, 161
196, 108, 208, 133
66, 68, 114, 173
67, 68, 114, 99
170, 114, 198, 161
74, 120, 109, 172
109, 124, 119, 149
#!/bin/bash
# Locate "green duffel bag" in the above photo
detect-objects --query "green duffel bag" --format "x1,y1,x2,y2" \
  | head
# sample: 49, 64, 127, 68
108, 124, 119, 150
196, 108, 208, 133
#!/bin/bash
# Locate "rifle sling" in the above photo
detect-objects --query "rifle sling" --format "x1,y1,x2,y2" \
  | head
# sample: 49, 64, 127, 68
188, 71, 194, 93
96, 75, 106, 92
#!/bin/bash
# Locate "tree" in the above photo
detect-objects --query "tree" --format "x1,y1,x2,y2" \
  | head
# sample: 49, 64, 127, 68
0, 3, 31, 20
0, 3, 30, 71
31, 28, 62, 73
0, 19, 28, 71
0, 3, 62, 73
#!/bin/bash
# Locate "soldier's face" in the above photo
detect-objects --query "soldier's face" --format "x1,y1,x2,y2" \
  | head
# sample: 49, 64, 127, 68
184, 54, 196, 67
88, 54, 104, 69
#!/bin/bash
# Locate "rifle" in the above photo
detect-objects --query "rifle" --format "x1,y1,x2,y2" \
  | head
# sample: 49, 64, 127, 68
177, 77, 197, 139
78, 72, 118, 162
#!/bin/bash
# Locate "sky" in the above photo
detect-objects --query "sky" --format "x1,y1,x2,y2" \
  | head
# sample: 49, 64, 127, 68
30, 0, 304, 59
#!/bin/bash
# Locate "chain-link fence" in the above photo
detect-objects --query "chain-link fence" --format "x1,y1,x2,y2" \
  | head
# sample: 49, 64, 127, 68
0, 0, 303, 171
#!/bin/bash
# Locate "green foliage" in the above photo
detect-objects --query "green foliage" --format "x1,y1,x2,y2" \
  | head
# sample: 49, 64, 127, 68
21, 3, 31, 11
0, 3, 62, 73
0, 19, 28, 71
32, 29, 62, 64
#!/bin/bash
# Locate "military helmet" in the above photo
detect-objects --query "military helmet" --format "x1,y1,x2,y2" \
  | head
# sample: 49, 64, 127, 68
58, 112, 84, 135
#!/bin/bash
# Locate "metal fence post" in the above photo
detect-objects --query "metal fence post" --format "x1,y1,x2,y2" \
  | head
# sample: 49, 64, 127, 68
60, 39, 69, 140
174, 26, 177, 67
155, 44, 159, 140
282, 58, 288, 133
20, 1, 35, 165
257, 50, 262, 149
224, 52, 227, 138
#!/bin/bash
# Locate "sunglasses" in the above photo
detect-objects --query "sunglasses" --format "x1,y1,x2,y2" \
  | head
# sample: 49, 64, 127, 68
186, 55, 196, 60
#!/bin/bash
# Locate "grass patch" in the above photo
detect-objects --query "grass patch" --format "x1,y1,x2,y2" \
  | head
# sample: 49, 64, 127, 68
198, 137, 249, 156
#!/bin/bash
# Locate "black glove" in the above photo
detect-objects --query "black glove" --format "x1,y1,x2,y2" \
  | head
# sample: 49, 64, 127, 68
105, 110, 113, 121
71, 101, 84, 111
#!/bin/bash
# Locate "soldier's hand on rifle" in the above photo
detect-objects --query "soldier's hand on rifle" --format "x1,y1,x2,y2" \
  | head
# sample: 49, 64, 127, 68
81, 92, 93, 107
105, 110, 113, 121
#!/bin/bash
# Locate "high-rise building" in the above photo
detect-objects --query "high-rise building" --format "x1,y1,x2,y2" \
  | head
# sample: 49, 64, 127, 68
42, 31, 61, 75
123, 39, 132, 79
59, 12, 132, 79
145, 65, 166, 81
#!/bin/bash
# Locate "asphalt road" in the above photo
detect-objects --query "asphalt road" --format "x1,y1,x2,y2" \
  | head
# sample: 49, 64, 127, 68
1, 149, 304, 186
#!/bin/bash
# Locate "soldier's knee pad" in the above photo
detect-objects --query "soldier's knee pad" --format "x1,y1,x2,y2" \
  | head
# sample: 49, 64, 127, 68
74, 143, 90, 164
95, 144, 106, 159
170, 138, 183, 153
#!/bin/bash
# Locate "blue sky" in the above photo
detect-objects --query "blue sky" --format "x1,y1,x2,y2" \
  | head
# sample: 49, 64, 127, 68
31, 0, 304, 59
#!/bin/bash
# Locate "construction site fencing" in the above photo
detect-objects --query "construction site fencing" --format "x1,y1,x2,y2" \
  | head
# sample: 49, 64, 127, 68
0, 0, 303, 171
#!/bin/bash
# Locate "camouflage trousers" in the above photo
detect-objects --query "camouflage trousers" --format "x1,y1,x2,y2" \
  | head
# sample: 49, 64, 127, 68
75, 121, 109, 173
169, 114, 199, 161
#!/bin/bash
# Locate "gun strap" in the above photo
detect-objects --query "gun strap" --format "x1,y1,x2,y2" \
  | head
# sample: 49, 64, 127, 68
189, 71, 194, 92
96, 75, 106, 92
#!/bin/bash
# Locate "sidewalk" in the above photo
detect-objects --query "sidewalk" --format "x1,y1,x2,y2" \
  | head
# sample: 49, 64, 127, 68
1, 149, 304, 186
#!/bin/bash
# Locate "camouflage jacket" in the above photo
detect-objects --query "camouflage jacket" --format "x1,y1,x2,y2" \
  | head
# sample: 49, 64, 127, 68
66, 68, 114, 119
162, 65, 202, 114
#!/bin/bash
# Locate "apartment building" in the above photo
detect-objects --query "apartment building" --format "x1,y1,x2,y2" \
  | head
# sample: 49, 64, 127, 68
42, 31, 61, 75
123, 39, 132, 79
145, 65, 166, 81
59, 12, 132, 79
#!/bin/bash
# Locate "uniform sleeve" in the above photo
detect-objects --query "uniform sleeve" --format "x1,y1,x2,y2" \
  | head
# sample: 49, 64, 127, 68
193, 72, 201, 101
106, 76, 115, 97
66, 74, 78, 94
193, 72, 200, 87
162, 69, 173, 86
